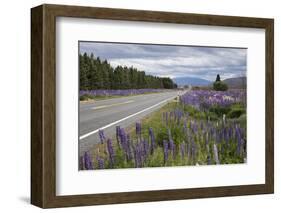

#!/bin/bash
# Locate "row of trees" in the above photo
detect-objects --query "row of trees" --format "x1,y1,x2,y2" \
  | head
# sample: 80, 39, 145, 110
79, 53, 177, 90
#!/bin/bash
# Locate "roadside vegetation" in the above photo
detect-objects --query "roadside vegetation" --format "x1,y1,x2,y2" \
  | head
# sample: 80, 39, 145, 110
79, 89, 170, 101
80, 88, 247, 170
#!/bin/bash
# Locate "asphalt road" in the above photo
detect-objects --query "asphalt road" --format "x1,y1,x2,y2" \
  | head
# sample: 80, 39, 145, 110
79, 90, 180, 155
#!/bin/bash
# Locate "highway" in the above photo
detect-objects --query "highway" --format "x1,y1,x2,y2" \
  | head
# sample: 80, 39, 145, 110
79, 90, 180, 155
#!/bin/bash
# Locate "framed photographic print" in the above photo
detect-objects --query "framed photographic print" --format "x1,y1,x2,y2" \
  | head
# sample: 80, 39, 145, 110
31, 4, 274, 208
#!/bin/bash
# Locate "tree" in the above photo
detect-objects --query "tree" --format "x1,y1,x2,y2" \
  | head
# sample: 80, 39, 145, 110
79, 53, 88, 90
216, 74, 221, 82
79, 53, 177, 90
213, 74, 228, 91
213, 81, 228, 91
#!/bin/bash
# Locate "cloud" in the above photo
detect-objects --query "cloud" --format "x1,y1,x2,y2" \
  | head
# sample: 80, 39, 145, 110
79, 42, 247, 81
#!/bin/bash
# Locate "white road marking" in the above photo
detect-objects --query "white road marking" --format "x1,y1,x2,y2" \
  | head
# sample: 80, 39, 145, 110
79, 95, 177, 140
91, 100, 134, 110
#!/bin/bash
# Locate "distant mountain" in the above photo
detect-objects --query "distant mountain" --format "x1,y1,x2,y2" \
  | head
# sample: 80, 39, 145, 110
173, 77, 211, 87
222, 76, 247, 89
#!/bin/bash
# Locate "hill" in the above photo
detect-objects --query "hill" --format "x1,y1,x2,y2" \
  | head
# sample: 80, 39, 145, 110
173, 77, 211, 87
222, 76, 247, 89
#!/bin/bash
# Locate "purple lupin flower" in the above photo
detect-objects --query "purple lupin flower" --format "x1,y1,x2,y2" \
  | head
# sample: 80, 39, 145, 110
180, 90, 246, 109
192, 121, 198, 133
136, 122, 142, 139
175, 109, 183, 124
170, 139, 176, 159
106, 138, 115, 168
96, 156, 105, 169
84, 151, 93, 170
142, 139, 149, 159
183, 119, 187, 133
235, 125, 241, 139
149, 127, 156, 154
235, 126, 242, 155
237, 137, 243, 156
133, 143, 142, 168
98, 129, 106, 144
163, 140, 169, 164
119, 128, 127, 148
224, 127, 229, 144
167, 129, 175, 159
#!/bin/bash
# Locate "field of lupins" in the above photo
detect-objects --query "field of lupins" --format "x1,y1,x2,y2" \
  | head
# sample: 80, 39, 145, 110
80, 89, 247, 170
80, 89, 167, 98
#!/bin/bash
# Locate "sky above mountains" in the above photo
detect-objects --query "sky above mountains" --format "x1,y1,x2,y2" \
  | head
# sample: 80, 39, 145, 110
79, 41, 247, 81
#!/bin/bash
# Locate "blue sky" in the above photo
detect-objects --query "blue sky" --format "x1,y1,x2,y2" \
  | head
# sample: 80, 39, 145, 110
79, 42, 247, 81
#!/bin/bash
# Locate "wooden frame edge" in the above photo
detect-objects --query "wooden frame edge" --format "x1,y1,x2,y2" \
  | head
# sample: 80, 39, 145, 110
31, 5, 44, 207
265, 19, 274, 194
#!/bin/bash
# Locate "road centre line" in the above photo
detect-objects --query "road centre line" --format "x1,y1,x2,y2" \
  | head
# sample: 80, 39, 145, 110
79, 95, 177, 140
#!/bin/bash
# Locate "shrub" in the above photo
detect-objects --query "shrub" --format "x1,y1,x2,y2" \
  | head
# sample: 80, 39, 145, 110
227, 108, 245, 118
80, 93, 94, 101
213, 81, 228, 91
209, 106, 231, 117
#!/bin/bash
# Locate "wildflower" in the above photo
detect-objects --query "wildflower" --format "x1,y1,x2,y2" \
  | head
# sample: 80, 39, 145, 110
133, 143, 142, 168
142, 139, 149, 159
84, 151, 93, 170
106, 139, 115, 168
96, 156, 105, 169
119, 128, 127, 148
116, 126, 121, 147
98, 129, 106, 144
167, 129, 175, 159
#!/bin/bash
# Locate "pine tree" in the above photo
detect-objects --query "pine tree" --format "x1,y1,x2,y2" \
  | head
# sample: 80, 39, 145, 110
79, 53, 177, 90
216, 74, 221, 82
